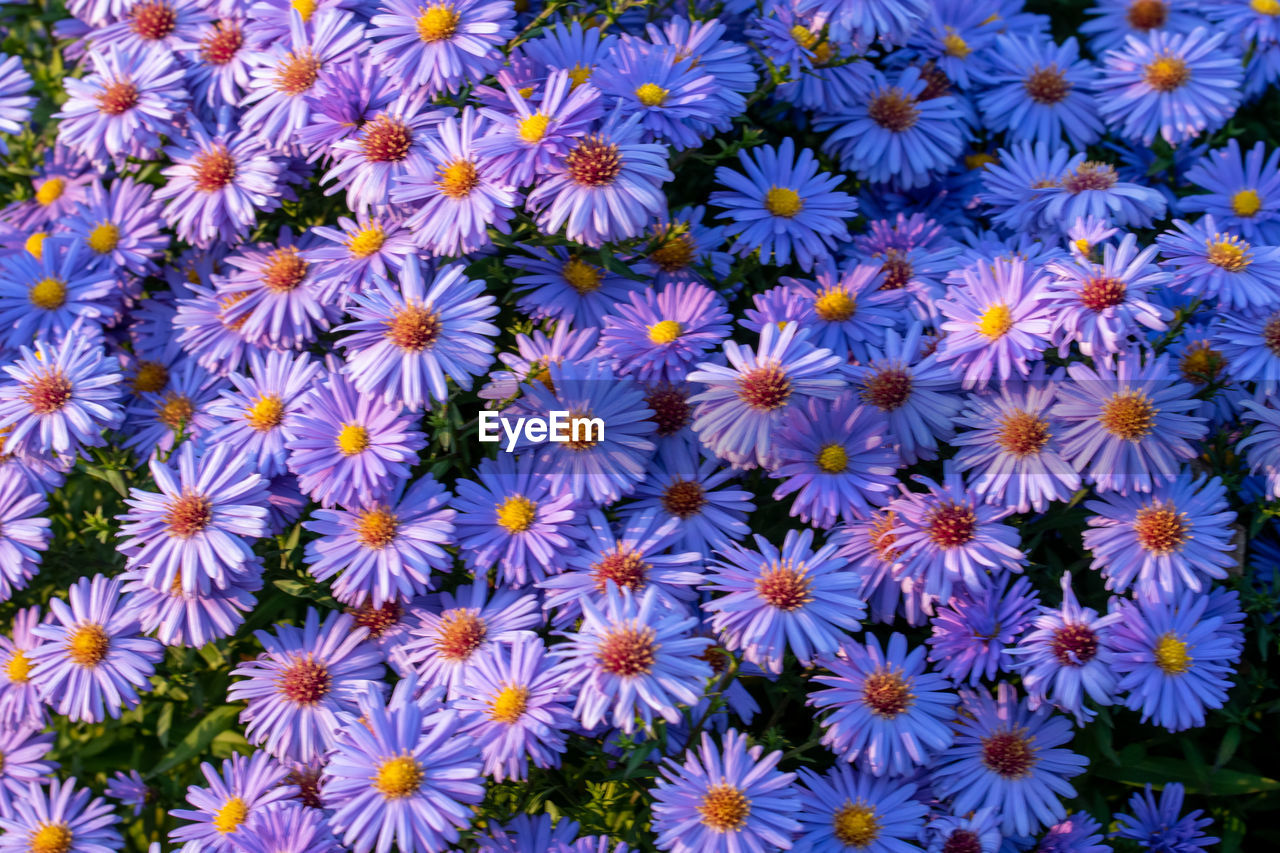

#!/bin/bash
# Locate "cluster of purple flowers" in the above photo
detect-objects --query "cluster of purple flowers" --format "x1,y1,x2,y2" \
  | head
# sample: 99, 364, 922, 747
0, 0, 1275, 849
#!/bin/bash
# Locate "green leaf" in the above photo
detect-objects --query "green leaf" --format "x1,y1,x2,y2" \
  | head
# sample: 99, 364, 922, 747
149, 704, 241, 777
1092, 757, 1280, 795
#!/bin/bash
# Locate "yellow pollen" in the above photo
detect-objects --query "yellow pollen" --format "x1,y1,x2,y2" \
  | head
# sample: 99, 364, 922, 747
648, 320, 683, 344
943, 28, 971, 58
29, 824, 73, 853
567, 64, 591, 88
495, 495, 537, 533
816, 443, 849, 473
131, 360, 169, 394
5, 649, 32, 683
87, 222, 120, 254
814, 288, 856, 322
764, 186, 803, 218
635, 82, 669, 107
1253, 0, 1280, 15
833, 802, 881, 847
976, 303, 1014, 339
790, 23, 819, 48
67, 624, 109, 666
35, 178, 66, 206
1154, 632, 1192, 673
245, 396, 284, 431
1074, 238, 1093, 257
436, 159, 479, 198
29, 277, 67, 310
347, 225, 385, 258
562, 257, 602, 293
966, 152, 998, 170
488, 684, 529, 723
1232, 189, 1263, 217
416, 4, 459, 41
213, 797, 248, 834
518, 113, 551, 143
337, 423, 370, 455
517, 85, 535, 98
1144, 55, 1190, 92
1100, 391, 1156, 441
356, 507, 399, 549
1205, 236, 1251, 271
24, 232, 46, 259
291, 0, 317, 21
699, 783, 751, 832
374, 755, 424, 799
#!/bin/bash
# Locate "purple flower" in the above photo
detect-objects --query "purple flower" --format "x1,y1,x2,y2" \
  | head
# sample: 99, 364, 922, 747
595, 281, 732, 386
0, 777, 122, 853
169, 750, 297, 851
926, 575, 1039, 686
367, 0, 516, 96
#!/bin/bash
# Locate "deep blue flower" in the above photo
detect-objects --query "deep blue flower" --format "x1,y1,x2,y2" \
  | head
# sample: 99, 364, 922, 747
792, 764, 929, 853
926, 575, 1039, 686
1182, 138, 1280, 244
1114, 783, 1217, 853
976, 34, 1102, 149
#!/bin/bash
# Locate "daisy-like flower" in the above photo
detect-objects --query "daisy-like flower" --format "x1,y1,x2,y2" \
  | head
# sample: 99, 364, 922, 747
116, 441, 269, 594
56, 45, 187, 164
1083, 473, 1237, 601
0, 777, 122, 853
594, 41, 724, 151
1042, 234, 1171, 362
1079, 0, 1204, 55
304, 474, 456, 608
507, 358, 657, 506
919, 809, 1002, 853
520, 19, 618, 87
595, 281, 731, 386
509, 247, 644, 330
1097, 27, 1243, 146
452, 453, 584, 589
0, 55, 34, 157
527, 111, 672, 247
394, 581, 541, 699
634, 204, 733, 288
1215, 307, 1280, 392
793, 765, 930, 853
937, 255, 1054, 389
103, 770, 148, 818
1114, 783, 1217, 853
623, 443, 754, 557
471, 813, 584, 853
0, 237, 115, 351
455, 635, 574, 782
1240, 398, 1280, 499
1007, 573, 1122, 724
780, 262, 901, 362
687, 323, 846, 470
926, 575, 1039, 685
217, 230, 339, 351
240, 11, 365, 142
931, 682, 1088, 837
120, 557, 263, 648
285, 372, 427, 508
549, 586, 712, 734
1181, 139, 1280, 244
976, 33, 1103, 149
809, 632, 958, 777
767, 394, 900, 528
1156, 215, 1280, 312
951, 375, 1081, 514
888, 463, 1027, 601
1039, 156, 1168, 233
169, 751, 297, 852
323, 95, 447, 216
538, 507, 703, 626
324, 677, 484, 853
0, 331, 124, 461
1109, 589, 1244, 732
702, 528, 867, 673
205, 350, 320, 479
156, 120, 284, 250
817, 66, 967, 190
0, 607, 46, 729
180, 16, 257, 107
710, 137, 857, 271
28, 574, 163, 723
1051, 350, 1208, 494
0, 471, 49, 601
0, 725, 55, 817
229, 803, 340, 853
87, 0, 210, 54
369, 0, 515, 95
651, 729, 800, 853
978, 140, 1074, 235
474, 69, 603, 188
227, 609, 386, 763
304, 213, 416, 307
1037, 813, 1111, 853
846, 323, 963, 465
63, 177, 167, 278
336, 259, 498, 409
121, 357, 225, 460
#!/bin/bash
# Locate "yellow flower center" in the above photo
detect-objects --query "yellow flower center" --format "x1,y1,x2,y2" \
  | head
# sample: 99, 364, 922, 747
25, 232, 46, 259
87, 222, 120, 254
131, 360, 169, 394
292, 0, 316, 21
567, 64, 591, 88
943, 28, 970, 58
1205, 235, 1251, 271
1143, 55, 1191, 92
976, 303, 1014, 339
764, 186, 803, 218
5, 649, 32, 683
814, 288, 856, 322
635, 82, 668, 107
562, 257, 603, 293
816, 443, 849, 473
488, 684, 529, 723
966, 152, 998, 170
699, 784, 751, 832
347, 225, 385, 258
495, 495, 537, 533
245, 395, 285, 431
833, 802, 881, 847
436, 159, 479, 199
1154, 632, 1192, 673
790, 23, 818, 48
29, 277, 67, 310
67, 624, 109, 667
213, 797, 248, 834
1232, 188, 1263, 217
416, 4, 459, 41
374, 755, 424, 799
1252, 0, 1280, 15
29, 824, 73, 853
647, 320, 683, 344
1099, 391, 1156, 441
35, 178, 66, 206
336, 423, 370, 455
518, 113, 551, 143
356, 507, 400, 549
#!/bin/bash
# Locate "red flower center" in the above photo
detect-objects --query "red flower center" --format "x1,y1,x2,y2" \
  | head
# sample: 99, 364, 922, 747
1263, 314, 1280, 355
859, 366, 912, 412
434, 609, 487, 661
200, 21, 244, 64
278, 656, 331, 704
591, 548, 650, 593
645, 385, 692, 436
1127, 0, 1168, 28
942, 830, 983, 853
349, 599, 403, 638
24, 370, 72, 414
129, 0, 178, 40
566, 136, 622, 187
737, 364, 792, 411
880, 250, 913, 290
928, 502, 977, 548
1051, 623, 1099, 665
361, 115, 413, 163
1079, 274, 1126, 311
596, 626, 657, 676
981, 730, 1037, 778
1062, 162, 1118, 194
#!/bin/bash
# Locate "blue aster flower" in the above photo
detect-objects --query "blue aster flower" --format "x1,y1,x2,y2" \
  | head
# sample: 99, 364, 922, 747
169, 750, 297, 852
702, 528, 866, 673
509, 247, 645, 330
1214, 306, 1280, 392
926, 575, 1039, 686
792, 764, 930, 853
103, 770, 148, 819
0, 724, 55, 817
64, 177, 167, 278
303, 214, 417, 308
977, 141, 1073, 235
228, 609, 385, 763
29, 574, 163, 723
1040, 157, 1169, 234
368, 0, 515, 96
781, 261, 902, 362
0, 54, 34, 156
976, 33, 1103, 149
594, 40, 725, 151
931, 682, 1088, 837
1156, 215, 1280, 312
596, 281, 732, 386
204, 350, 320, 480
919, 809, 1002, 853
549, 586, 712, 734
520, 19, 618, 87
1079, 0, 1204, 55
1036, 813, 1111, 853
622, 443, 754, 557
710, 137, 858, 271
1181, 139, 1280, 244
121, 357, 225, 461
0, 777, 122, 853
0, 236, 115, 351
336, 259, 498, 410
1108, 589, 1244, 732
1114, 783, 1217, 853
120, 556, 263, 648
180, 17, 258, 108
229, 803, 341, 853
